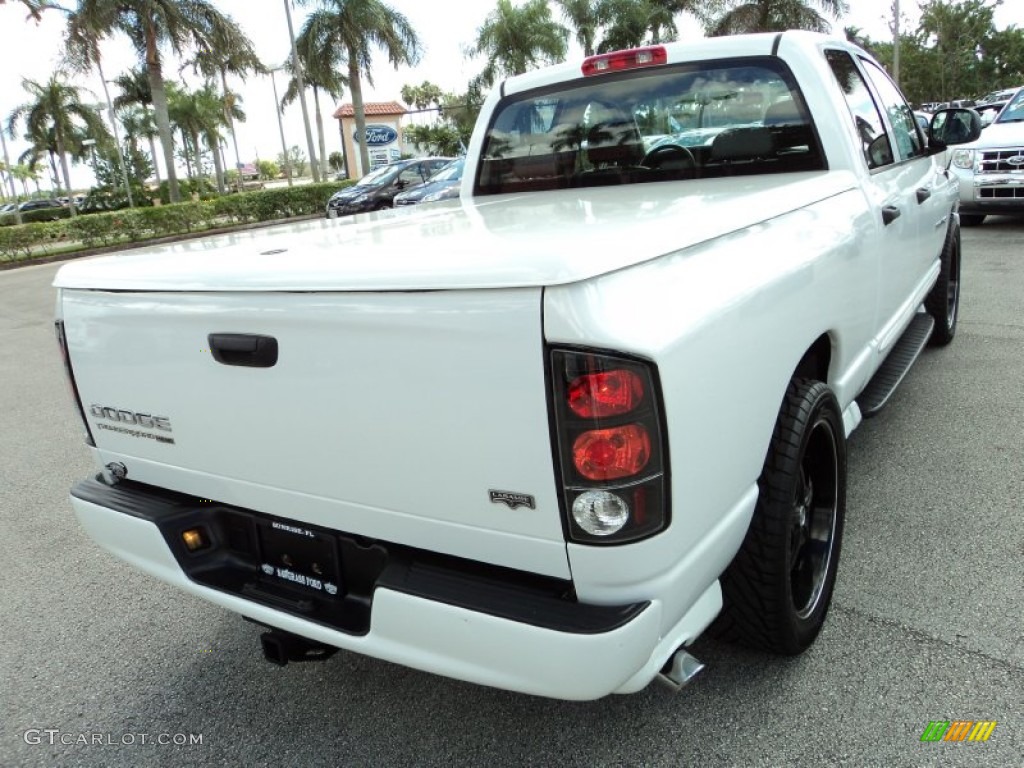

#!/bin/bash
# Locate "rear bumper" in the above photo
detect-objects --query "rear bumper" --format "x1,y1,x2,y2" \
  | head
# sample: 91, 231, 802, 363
70, 477, 667, 700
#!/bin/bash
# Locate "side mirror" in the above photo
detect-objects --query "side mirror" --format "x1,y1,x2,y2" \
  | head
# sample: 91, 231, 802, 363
929, 108, 982, 152
867, 134, 893, 167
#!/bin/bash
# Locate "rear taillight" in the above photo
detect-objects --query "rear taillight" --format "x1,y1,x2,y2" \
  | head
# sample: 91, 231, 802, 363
549, 349, 668, 544
55, 320, 95, 446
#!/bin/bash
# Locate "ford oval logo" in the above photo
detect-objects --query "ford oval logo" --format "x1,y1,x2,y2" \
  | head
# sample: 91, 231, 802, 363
355, 124, 398, 146
1007, 155, 1024, 167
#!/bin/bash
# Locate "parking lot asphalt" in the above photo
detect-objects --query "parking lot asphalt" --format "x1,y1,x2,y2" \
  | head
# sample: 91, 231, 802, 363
1, 219, 1022, 767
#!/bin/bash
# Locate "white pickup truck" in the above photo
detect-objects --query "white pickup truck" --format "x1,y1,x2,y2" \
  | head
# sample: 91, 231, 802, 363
54, 31, 980, 701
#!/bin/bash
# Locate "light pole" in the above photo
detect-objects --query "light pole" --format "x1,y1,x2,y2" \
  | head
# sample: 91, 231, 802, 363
283, 0, 320, 182
269, 67, 294, 187
95, 61, 134, 207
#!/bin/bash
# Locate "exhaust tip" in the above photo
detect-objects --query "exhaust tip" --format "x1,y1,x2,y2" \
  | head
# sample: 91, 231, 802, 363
656, 648, 705, 692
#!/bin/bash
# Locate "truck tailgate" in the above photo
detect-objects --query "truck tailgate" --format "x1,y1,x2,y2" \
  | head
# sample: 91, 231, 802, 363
60, 287, 570, 578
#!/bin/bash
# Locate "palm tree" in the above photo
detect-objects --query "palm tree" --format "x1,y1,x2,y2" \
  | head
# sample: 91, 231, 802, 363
285, 14, 348, 180
194, 85, 235, 194
12, 162, 41, 196
119, 104, 160, 189
555, 0, 600, 57
471, 0, 568, 87
113, 67, 162, 188
183, 23, 265, 177
707, 0, 848, 36
295, 0, 421, 176
68, 0, 256, 203
0, 0, 55, 20
168, 84, 235, 193
63, 6, 137, 207
7, 76, 109, 216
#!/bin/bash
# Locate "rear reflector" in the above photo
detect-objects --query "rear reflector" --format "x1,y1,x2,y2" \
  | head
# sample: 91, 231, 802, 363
582, 46, 667, 77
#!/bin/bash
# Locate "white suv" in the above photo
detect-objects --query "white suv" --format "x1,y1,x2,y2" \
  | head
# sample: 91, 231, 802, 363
948, 87, 1024, 225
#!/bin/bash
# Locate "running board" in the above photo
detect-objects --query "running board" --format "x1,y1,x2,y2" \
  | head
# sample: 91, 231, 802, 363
859, 313, 934, 418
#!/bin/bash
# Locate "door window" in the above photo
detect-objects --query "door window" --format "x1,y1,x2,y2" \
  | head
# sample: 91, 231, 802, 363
860, 59, 926, 161
825, 50, 893, 169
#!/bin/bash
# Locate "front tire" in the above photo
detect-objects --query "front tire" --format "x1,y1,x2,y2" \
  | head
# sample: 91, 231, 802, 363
716, 379, 846, 655
925, 221, 961, 346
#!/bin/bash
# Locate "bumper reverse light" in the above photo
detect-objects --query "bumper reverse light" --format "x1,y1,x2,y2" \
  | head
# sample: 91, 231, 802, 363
181, 528, 210, 552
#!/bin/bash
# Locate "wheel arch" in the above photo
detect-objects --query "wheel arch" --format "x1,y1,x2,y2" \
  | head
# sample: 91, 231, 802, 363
793, 332, 834, 385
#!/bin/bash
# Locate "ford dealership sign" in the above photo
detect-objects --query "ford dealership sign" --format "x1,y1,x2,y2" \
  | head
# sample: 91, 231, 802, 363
354, 124, 398, 146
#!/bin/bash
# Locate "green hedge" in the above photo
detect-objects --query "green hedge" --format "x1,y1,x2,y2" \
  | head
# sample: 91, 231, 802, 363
0, 181, 351, 263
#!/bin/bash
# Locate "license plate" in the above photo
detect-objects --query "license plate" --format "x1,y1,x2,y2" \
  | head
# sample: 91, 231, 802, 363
327, 208, 338, 219
256, 519, 341, 597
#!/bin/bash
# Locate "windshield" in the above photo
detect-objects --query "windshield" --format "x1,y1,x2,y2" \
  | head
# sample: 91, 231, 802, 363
475, 57, 823, 195
356, 163, 399, 186
428, 157, 465, 183
996, 89, 1024, 123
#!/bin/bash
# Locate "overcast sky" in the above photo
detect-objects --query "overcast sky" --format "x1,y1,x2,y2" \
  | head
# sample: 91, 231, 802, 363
1, 0, 1019, 191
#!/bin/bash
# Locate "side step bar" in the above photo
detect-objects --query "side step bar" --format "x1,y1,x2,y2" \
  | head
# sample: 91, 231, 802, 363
859, 313, 935, 418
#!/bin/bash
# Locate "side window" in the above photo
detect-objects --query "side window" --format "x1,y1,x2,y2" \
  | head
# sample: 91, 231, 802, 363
860, 59, 926, 161
398, 167, 423, 185
825, 49, 893, 169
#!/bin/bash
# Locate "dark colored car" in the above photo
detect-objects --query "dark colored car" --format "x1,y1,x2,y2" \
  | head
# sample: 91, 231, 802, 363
0, 198, 63, 223
394, 157, 465, 206
19, 199, 63, 212
325, 157, 453, 218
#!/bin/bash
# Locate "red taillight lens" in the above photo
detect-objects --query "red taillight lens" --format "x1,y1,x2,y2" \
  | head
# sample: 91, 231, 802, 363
573, 424, 651, 481
567, 369, 644, 418
582, 46, 667, 77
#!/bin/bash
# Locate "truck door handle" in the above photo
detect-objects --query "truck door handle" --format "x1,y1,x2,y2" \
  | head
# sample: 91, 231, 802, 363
882, 205, 901, 225
916, 187, 931, 203
208, 333, 278, 368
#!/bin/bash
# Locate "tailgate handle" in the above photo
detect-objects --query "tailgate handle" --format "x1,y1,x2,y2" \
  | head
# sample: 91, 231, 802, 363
208, 333, 278, 368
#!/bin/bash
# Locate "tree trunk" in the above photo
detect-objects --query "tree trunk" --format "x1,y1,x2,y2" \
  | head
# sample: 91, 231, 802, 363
145, 20, 180, 203
184, 130, 197, 181
313, 87, 329, 180
48, 152, 62, 197
348, 55, 370, 176
54, 127, 76, 218
147, 132, 162, 189
210, 134, 225, 194
220, 68, 243, 174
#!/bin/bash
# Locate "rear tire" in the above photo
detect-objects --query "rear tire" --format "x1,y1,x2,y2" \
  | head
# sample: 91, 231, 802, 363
959, 213, 985, 227
716, 379, 846, 655
925, 222, 961, 346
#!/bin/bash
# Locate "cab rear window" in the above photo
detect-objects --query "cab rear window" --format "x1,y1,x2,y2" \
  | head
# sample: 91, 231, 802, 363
474, 57, 825, 195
